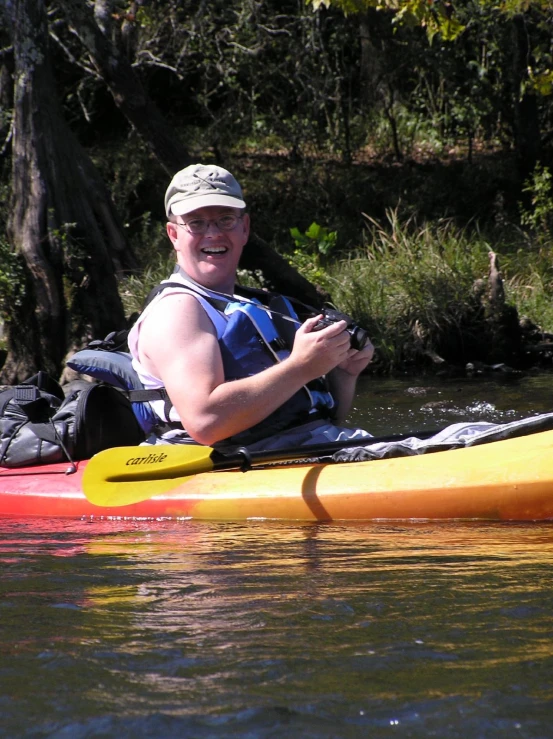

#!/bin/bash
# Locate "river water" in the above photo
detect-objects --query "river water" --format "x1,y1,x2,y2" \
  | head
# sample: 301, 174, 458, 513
2, 374, 553, 738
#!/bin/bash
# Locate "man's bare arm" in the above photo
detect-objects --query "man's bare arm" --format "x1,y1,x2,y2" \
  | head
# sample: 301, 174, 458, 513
327, 340, 375, 422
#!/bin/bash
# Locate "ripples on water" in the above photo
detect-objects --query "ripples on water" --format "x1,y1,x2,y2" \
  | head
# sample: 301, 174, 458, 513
2, 375, 553, 738
350, 373, 553, 436
2, 519, 553, 738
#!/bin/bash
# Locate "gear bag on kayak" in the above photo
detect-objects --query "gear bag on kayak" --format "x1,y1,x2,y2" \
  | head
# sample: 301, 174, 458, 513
0, 372, 144, 468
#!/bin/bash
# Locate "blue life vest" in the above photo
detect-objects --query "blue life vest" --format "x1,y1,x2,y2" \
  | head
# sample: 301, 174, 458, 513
216, 296, 335, 445
67, 281, 336, 445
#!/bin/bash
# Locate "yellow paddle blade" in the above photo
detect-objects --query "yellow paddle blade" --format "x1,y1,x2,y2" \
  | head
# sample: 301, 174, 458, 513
82, 445, 216, 507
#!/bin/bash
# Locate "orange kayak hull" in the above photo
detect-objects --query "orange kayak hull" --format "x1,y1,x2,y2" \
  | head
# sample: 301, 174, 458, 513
1, 429, 553, 521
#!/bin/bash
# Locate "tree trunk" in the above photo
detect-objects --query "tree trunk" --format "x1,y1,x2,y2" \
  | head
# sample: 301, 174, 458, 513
511, 14, 541, 183
359, 10, 383, 110
2, 0, 134, 384
56, 0, 325, 307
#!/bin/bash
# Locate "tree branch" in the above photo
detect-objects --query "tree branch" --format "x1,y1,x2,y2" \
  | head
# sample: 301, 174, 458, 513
55, 0, 190, 175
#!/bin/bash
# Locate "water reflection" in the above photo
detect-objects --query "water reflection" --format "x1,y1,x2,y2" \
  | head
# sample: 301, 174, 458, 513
62, 519, 549, 738
3, 371, 553, 736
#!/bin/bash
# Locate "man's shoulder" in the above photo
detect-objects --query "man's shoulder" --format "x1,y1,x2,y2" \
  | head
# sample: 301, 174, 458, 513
140, 293, 218, 349
143, 279, 201, 307
148, 288, 207, 318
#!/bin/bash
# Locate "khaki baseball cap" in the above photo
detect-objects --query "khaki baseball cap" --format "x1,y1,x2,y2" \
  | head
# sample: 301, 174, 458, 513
165, 163, 246, 217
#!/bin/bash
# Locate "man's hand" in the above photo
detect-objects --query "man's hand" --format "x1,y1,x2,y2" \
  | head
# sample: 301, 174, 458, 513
290, 315, 352, 379
337, 340, 375, 377
291, 315, 374, 379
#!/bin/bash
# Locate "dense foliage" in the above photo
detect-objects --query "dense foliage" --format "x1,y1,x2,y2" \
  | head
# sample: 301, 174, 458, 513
3, 1, 553, 231
2, 0, 553, 374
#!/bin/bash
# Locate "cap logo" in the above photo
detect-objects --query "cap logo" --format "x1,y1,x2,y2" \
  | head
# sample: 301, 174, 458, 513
194, 173, 223, 190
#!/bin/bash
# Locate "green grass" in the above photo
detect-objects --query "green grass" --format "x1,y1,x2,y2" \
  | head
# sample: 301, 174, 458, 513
503, 250, 553, 333
314, 212, 493, 371
290, 211, 553, 371
118, 208, 553, 373
119, 251, 176, 319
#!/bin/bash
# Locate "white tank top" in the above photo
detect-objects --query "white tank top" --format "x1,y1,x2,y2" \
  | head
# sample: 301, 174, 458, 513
127, 272, 228, 423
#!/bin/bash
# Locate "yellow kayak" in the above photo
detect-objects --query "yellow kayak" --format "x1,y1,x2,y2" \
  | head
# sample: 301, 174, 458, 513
1, 428, 553, 520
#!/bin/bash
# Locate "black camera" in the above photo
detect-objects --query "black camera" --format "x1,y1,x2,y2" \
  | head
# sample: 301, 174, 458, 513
312, 308, 369, 351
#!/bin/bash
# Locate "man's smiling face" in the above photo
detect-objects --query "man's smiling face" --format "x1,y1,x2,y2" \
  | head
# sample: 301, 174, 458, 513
167, 205, 250, 293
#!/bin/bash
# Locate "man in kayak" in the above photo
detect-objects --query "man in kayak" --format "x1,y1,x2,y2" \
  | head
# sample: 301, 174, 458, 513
127, 163, 374, 450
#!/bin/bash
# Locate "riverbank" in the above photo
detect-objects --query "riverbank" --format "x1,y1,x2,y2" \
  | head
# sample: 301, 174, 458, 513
3, 148, 553, 379
119, 155, 553, 377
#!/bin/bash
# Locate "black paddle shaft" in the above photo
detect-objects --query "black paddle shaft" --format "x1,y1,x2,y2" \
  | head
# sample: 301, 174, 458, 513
211, 428, 441, 472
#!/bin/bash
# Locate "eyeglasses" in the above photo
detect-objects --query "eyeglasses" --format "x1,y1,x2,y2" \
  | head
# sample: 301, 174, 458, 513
176, 214, 243, 235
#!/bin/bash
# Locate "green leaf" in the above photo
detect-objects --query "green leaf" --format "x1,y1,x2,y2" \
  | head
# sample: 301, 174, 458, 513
306, 222, 322, 239
289, 227, 303, 240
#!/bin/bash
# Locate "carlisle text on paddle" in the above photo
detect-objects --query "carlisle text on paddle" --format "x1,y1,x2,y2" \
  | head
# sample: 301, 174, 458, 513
125, 453, 169, 465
